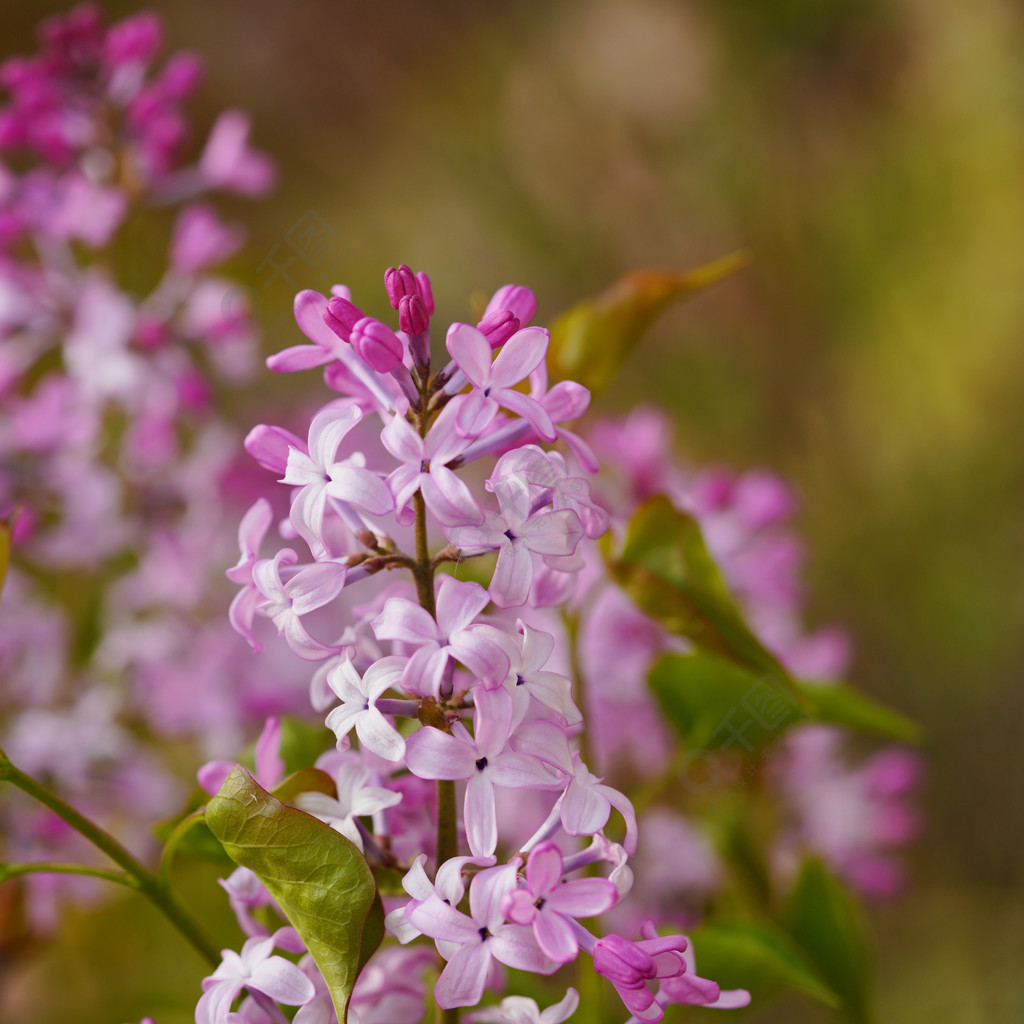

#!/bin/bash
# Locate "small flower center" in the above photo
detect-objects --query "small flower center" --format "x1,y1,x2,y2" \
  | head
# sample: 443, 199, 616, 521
515, 673, 525, 686
420, 459, 430, 473
534, 896, 546, 910
478, 926, 491, 941
475, 757, 488, 772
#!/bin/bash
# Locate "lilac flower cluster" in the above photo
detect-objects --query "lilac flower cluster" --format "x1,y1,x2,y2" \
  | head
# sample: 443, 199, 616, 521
0, 4, 290, 930
209, 270, 751, 1023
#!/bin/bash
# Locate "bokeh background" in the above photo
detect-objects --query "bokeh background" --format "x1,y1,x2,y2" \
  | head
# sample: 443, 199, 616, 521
2, 0, 1023, 1021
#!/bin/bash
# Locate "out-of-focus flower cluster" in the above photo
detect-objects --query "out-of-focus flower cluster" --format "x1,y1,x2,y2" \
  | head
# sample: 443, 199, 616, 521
0, 3, 296, 931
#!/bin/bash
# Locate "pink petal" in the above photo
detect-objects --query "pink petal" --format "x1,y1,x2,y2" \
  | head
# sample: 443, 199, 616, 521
490, 327, 549, 388
424, 402, 471, 464
519, 509, 584, 557
489, 924, 559, 975
380, 412, 424, 464
287, 482, 328, 556
526, 843, 564, 896
545, 877, 617, 918
436, 577, 491, 635
355, 706, 406, 762
601, 784, 639, 856
468, 863, 518, 929
454, 391, 498, 438
446, 322, 493, 386
406, 727, 477, 781
288, 561, 347, 616
472, 686, 514, 759
327, 464, 394, 515
465, 773, 498, 856
435, 940, 492, 1009
293, 289, 344, 353
489, 752, 562, 791
249, 956, 316, 1006
307, 404, 362, 468
561, 781, 611, 837
373, 599, 439, 646
450, 626, 511, 688
245, 424, 307, 475
267, 343, 332, 372
423, 466, 485, 526
498, 389, 557, 442
533, 910, 578, 963
490, 540, 533, 608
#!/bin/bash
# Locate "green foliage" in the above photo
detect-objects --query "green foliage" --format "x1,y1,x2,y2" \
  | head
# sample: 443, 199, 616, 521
799, 682, 923, 744
688, 920, 841, 1008
649, 653, 799, 754
608, 497, 800, 691
205, 767, 383, 1021
650, 653, 922, 750
547, 255, 747, 394
784, 858, 873, 1023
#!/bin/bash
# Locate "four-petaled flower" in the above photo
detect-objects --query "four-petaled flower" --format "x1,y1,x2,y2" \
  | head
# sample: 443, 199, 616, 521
503, 842, 617, 963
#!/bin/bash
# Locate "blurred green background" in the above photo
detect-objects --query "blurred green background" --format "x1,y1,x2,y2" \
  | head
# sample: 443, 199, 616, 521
3, 0, 1024, 1021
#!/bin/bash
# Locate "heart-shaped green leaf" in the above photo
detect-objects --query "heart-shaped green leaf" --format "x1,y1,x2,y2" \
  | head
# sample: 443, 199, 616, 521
206, 766, 383, 1020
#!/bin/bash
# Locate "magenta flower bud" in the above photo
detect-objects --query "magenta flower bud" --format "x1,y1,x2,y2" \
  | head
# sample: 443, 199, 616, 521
323, 295, 364, 342
103, 12, 163, 68
398, 293, 429, 337
415, 270, 435, 314
476, 309, 519, 348
351, 316, 405, 373
384, 264, 417, 309
159, 52, 204, 100
485, 284, 537, 326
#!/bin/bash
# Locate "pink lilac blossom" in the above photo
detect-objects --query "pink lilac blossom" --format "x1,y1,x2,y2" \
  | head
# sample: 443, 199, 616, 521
208, 267, 752, 1024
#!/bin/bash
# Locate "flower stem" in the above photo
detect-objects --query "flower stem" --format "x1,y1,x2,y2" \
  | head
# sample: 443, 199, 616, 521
408, 448, 459, 1024
0, 747, 220, 966
0, 861, 131, 886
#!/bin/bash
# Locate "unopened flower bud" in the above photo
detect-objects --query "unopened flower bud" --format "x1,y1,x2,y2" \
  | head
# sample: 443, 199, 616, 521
351, 316, 405, 373
415, 270, 435, 314
398, 293, 429, 337
323, 296, 363, 341
476, 309, 519, 348
484, 284, 536, 326
385, 264, 417, 309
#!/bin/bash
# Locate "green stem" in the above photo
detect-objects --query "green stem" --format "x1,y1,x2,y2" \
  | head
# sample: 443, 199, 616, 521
158, 807, 207, 887
0, 748, 219, 966
0, 861, 131, 886
564, 612, 593, 769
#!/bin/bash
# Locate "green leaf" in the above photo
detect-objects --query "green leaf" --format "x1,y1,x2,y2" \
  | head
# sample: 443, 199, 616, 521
784, 858, 872, 1023
547, 254, 748, 394
649, 653, 806, 754
650, 653, 921, 753
688, 920, 840, 1008
799, 682, 924, 744
610, 498, 801, 695
206, 766, 383, 1020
